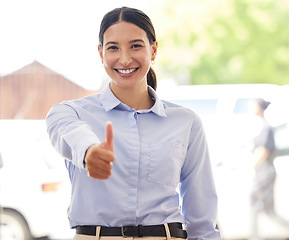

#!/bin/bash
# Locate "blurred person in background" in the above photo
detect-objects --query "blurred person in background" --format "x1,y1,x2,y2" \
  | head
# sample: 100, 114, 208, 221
46, 6, 221, 240
249, 98, 289, 240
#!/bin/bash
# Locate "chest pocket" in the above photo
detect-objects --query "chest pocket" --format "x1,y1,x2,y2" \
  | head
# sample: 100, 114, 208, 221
147, 141, 185, 187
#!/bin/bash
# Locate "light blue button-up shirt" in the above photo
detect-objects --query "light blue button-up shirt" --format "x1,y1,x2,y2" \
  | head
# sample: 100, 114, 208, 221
46, 84, 221, 240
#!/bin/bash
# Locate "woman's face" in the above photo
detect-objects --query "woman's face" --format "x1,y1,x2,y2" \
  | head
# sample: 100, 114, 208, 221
98, 21, 157, 90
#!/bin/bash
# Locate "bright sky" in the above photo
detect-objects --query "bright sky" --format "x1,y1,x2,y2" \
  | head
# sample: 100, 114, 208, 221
0, 0, 156, 90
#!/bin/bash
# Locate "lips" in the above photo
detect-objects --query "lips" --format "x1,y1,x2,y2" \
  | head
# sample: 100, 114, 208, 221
115, 68, 139, 75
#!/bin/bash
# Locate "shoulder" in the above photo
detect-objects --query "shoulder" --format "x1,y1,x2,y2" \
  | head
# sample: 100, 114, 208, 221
162, 99, 202, 124
48, 93, 101, 117
61, 93, 101, 108
162, 99, 196, 114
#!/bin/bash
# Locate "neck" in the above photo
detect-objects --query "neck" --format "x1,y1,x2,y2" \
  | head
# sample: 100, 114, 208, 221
110, 84, 154, 110
257, 111, 265, 118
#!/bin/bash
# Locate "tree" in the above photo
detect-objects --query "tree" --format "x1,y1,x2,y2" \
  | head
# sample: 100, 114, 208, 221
151, 0, 289, 85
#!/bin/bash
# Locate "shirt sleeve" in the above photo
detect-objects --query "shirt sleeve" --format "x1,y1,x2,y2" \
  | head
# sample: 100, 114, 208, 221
46, 102, 101, 169
262, 126, 275, 153
180, 114, 221, 240
252, 122, 275, 153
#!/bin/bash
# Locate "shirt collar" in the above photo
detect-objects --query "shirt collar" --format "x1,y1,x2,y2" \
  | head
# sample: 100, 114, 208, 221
147, 86, 167, 117
100, 83, 167, 118
100, 83, 123, 111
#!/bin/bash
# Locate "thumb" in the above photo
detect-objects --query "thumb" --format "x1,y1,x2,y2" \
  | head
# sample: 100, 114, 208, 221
106, 121, 114, 152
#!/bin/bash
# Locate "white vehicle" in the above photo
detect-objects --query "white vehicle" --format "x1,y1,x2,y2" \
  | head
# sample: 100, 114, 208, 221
158, 84, 289, 239
0, 120, 74, 240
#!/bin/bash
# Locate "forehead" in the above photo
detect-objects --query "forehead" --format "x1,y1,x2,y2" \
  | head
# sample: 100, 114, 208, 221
103, 21, 148, 43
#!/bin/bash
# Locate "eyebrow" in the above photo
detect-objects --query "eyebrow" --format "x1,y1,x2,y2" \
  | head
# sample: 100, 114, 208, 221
130, 39, 145, 44
105, 41, 118, 46
105, 39, 145, 46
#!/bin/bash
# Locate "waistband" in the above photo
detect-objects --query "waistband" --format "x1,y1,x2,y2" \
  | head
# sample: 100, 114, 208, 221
76, 223, 187, 238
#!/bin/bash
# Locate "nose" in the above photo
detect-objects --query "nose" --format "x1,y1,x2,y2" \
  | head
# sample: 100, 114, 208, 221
119, 50, 132, 66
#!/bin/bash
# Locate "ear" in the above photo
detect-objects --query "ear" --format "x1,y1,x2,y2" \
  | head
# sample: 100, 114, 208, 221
151, 41, 158, 61
98, 45, 104, 64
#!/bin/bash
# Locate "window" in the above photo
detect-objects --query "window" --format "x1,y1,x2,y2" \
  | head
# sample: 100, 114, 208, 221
274, 123, 289, 151
171, 99, 218, 115
233, 98, 256, 114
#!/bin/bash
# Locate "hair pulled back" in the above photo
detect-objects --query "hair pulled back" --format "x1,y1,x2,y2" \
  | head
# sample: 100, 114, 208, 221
99, 7, 157, 90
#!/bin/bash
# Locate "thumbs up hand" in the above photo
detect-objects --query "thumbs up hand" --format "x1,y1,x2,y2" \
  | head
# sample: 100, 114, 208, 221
84, 122, 115, 179
105, 121, 114, 153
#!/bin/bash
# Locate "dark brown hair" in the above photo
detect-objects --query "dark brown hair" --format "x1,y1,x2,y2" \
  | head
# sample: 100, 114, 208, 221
99, 7, 157, 90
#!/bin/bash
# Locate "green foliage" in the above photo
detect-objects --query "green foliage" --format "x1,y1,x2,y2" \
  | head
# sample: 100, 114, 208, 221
151, 0, 289, 85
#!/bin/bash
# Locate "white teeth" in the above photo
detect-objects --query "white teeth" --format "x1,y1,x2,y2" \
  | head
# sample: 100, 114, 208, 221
118, 68, 136, 74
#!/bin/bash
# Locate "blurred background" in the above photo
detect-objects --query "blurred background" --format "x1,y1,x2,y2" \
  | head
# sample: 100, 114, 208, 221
0, 0, 288, 239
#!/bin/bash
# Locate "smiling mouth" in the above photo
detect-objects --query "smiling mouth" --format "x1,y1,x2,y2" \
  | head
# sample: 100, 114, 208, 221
115, 68, 139, 74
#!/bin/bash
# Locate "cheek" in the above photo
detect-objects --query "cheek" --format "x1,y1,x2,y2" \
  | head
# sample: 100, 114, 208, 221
138, 52, 151, 67
103, 54, 116, 68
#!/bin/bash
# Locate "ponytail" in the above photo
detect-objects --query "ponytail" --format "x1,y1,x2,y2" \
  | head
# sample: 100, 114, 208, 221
147, 67, 157, 90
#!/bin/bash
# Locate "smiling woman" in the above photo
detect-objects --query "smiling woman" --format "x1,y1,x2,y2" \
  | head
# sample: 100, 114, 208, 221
98, 21, 157, 108
98, 7, 157, 91
46, 6, 221, 240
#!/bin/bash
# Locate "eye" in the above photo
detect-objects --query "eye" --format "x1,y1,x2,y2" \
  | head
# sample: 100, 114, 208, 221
107, 46, 118, 51
131, 44, 143, 49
